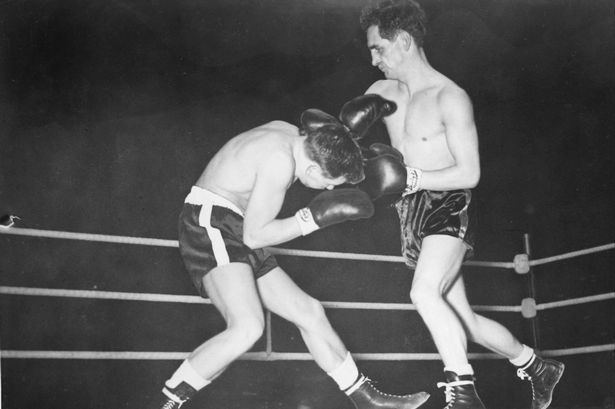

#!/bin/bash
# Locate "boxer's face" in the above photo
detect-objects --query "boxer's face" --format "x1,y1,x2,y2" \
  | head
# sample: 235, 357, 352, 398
366, 25, 404, 79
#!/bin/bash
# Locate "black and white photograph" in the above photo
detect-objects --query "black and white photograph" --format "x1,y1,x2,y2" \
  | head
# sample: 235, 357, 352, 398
1, 0, 613, 408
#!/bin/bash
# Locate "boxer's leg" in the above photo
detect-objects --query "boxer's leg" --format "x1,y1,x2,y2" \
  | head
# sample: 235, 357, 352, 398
257, 266, 430, 409
149, 262, 264, 409
410, 235, 485, 409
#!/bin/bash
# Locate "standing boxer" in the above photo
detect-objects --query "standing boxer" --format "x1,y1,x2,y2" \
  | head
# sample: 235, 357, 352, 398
354, 1, 565, 408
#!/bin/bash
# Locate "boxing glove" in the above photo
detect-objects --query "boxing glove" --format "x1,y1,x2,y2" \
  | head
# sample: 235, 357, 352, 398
339, 94, 397, 139
295, 188, 374, 235
360, 144, 422, 200
366, 142, 404, 162
300, 109, 342, 134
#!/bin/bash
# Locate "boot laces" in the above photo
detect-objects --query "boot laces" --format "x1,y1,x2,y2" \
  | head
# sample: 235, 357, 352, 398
516, 367, 532, 381
363, 377, 416, 399
517, 368, 537, 399
161, 387, 185, 409
437, 379, 475, 408
437, 381, 455, 407
161, 400, 179, 409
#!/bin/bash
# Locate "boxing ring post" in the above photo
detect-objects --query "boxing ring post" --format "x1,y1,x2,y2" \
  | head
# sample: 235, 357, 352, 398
522, 233, 540, 349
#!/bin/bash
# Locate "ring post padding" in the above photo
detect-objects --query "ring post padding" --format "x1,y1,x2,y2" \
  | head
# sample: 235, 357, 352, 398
521, 298, 537, 318
514, 253, 530, 274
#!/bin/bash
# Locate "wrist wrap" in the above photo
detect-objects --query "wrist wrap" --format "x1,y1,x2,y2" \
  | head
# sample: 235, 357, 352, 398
404, 167, 423, 195
295, 208, 319, 236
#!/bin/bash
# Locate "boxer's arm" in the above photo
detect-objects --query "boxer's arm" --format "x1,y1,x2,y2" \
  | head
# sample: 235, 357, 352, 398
243, 153, 301, 249
418, 88, 481, 190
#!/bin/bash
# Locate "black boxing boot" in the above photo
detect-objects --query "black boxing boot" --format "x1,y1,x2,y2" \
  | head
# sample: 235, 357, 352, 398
437, 371, 486, 409
516, 356, 565, 409
148, 381, 197, 409
346, 375, 430, 409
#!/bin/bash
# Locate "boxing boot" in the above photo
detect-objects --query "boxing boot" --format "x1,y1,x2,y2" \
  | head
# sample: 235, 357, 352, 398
347, 375, 430, 409
516, 356, 565, 409
437, 371, 486, 409
148, 381, 197, 409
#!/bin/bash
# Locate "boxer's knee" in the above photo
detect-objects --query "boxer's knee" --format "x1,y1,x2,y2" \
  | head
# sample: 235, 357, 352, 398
410, 280, 441, 308
294, 295, 327, 331
227, 315, 265, 349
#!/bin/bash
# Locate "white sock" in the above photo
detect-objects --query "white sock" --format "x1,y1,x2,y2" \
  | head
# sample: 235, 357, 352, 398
327, 352, 361, 392
510, 345, 535, 367
444, 364, 474, 376
165, 359, 211, 391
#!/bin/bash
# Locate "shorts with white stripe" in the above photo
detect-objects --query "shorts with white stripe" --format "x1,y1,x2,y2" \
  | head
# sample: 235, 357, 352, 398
178, 198, 278, 298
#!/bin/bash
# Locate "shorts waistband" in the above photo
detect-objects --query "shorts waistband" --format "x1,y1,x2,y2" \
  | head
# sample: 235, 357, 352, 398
184, 186, 244, 216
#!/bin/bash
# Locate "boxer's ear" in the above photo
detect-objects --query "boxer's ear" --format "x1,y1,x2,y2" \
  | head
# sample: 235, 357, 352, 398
398, 31, 412, 51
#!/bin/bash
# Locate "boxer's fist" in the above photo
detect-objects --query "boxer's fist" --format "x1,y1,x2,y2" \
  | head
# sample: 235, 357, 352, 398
360, 153, 408, 200
339, 94, 397, 139
360, 144, 423, 200
295, 188, 374, 235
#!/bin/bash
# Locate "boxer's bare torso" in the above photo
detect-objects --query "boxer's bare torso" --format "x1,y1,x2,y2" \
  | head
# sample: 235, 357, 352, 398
367, 77, 467, 172
196, 121, 298, 212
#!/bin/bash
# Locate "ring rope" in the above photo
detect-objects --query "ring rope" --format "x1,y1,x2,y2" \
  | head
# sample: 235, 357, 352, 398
0, 286, 514, 311
2, 343, 614, 361
536, 292, 615, 311
528, 243, 615, 266
1, 286, 612, 312
0, 286, 209, 305
1, 227, 613, 269
2, 228, 613, 362
0, 227, 178, 247
269, 247, 514, 268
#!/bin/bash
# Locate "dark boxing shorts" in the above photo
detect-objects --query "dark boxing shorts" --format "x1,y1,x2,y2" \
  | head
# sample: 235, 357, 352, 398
178, 186, 278, 298
394, 189, 476, 269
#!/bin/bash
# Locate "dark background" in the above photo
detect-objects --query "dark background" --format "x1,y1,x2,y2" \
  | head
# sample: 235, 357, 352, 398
1, 0, 613, 408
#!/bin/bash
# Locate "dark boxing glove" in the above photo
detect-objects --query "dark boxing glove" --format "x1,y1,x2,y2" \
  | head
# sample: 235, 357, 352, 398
360, 144, 422, 200
339, 94, 397, 139
366, 142, 404, 161
300, 109, 342, 134
295, 188, 375, 235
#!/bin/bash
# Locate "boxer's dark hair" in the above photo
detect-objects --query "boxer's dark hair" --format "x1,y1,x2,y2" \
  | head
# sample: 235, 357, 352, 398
360, 0, 427, 47
303, 125, 365, 184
